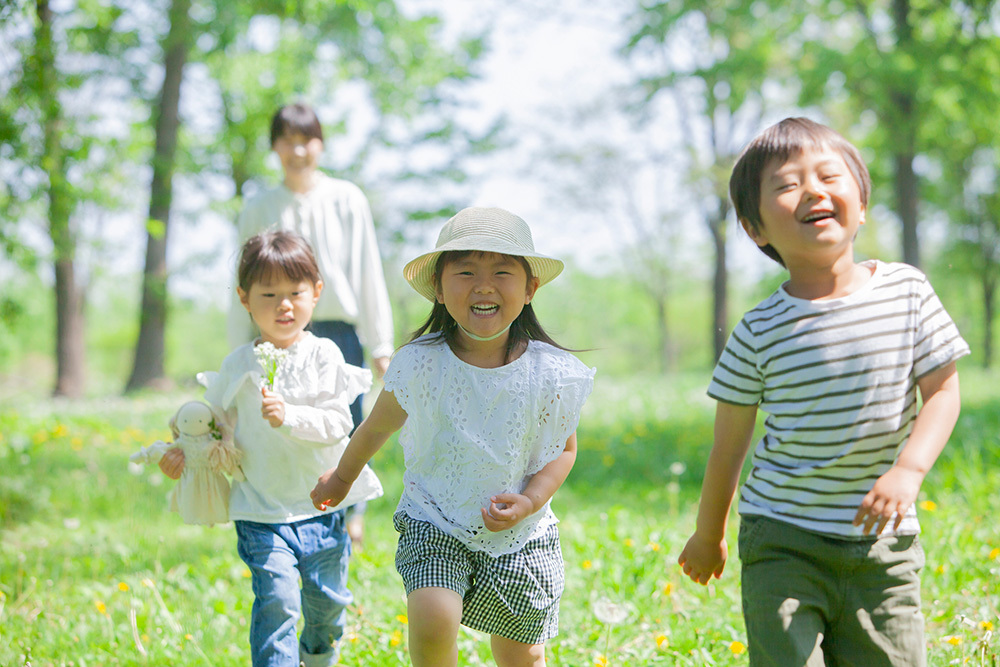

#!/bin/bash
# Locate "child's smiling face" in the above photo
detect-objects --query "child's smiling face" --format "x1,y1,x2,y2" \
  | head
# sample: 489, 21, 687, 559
436, 252, 538, 345
746, 145, 866, 269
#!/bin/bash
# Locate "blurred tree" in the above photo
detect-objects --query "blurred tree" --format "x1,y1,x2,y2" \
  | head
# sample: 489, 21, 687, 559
920, 22, 1000, 368
1, 0, 141, 396
125, 0, 192, 392
795, 0, 1000, 270
621, 0, 798, 363
125, 0, 494, 391
537, 99, 689, 373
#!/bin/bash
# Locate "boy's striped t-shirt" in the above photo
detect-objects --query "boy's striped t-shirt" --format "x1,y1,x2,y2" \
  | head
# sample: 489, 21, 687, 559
709, 260, 969, 538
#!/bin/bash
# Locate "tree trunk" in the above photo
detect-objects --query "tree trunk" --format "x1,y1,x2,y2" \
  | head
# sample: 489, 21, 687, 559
125, 0, 191, 392
37, 0, 86, 398
655, 295, 674, 374
891, 0, 921, 268
894, 149, 920, 268
708, 198, 729, 363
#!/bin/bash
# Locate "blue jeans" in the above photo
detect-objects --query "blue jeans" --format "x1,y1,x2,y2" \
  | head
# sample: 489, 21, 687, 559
236, 512, 353, 667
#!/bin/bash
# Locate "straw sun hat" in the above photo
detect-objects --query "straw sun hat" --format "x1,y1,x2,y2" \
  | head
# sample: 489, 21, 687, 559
403, 207, 564, 302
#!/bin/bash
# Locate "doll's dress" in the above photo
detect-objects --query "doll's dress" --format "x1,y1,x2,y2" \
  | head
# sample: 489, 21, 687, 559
169, 432, 243, 526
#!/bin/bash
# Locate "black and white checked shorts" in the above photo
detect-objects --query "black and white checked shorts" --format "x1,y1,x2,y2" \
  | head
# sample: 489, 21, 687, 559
393, 512, 565, 644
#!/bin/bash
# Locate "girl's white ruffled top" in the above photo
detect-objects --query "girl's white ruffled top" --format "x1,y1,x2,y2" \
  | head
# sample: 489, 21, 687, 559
199, 332, 383, 523
384, 336, 595, 557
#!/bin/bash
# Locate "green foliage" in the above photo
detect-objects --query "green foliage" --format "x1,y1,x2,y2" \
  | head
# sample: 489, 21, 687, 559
2, 366, 997, 664
0, 273, 54, 372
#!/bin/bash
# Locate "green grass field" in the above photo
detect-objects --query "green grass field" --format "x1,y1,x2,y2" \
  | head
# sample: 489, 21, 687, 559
1, 366, 998, 666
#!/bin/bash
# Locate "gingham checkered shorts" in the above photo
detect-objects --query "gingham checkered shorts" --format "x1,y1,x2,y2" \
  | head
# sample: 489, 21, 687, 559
393, 512, 565, 644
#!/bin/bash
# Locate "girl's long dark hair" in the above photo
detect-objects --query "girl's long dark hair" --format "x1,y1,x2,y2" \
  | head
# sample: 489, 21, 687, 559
409, 251, 570, 364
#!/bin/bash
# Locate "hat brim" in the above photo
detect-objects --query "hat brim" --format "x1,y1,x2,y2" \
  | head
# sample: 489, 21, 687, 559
404, 237, 564, 301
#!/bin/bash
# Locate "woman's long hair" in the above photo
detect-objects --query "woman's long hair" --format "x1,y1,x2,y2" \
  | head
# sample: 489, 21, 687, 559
409, 251, 569, 364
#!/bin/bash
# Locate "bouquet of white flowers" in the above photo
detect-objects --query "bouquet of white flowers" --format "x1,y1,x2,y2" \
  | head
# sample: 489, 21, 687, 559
254, 341, 289, 390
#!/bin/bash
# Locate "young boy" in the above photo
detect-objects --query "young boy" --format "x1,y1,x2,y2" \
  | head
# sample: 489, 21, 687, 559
678, 117, 969, 665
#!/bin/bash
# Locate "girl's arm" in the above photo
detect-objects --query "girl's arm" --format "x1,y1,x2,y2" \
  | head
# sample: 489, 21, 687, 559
481, 432, 578, 533
678, 400, 758, 585
266, 387, 355, 441
267, 356, 371, 441
854, 361, 961, 535
310, 388, 407, 510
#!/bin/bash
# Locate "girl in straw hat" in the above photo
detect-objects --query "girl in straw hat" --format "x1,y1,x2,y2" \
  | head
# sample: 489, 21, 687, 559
311, 207, 595, 666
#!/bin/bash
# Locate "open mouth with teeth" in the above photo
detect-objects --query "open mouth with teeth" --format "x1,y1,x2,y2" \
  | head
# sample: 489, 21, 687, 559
801, 211, 835, 224
471, 304, 500, 316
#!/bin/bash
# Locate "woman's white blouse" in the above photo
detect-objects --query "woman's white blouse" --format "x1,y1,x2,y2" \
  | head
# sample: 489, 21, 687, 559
384, 336, 595, 556
200, 332, 383, 523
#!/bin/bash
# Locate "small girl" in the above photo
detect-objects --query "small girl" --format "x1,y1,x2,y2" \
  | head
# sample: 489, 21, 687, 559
159, 230, 382, 667
310, 207, 595, 667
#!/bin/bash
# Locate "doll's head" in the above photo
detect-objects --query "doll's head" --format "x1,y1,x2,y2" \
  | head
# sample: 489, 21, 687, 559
170, 401, 217, 439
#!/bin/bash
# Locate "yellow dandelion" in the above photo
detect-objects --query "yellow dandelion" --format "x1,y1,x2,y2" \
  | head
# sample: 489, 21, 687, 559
980, 620, 994, 632
582, 560, 593, 570
662, 582, 674, 596
118, 582, 130, 592
0, 591, 6, 602
649, 542, 661, 552
730, 640, 747, 655
396, 614, 408, 625
95, 600, 108, 616
595, 656, 608, 667
53, 424, 69, 438
243, 568, 253, 578
946, 635, 962, 646
989, 547, 1000, 560
624, 538, 634, 548
389, 629, 403, 647
184, 633, 193, 641
935, 564, 946, 575
918, 500, 937, 512
655, 633, 669, 648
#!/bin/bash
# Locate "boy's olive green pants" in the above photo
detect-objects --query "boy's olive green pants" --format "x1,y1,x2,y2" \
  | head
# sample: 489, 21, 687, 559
739, 515, 925, 667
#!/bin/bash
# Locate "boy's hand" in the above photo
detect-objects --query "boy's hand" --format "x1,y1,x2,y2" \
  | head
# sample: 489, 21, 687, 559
678, 532, 728, 585
481, 494, 533, 532
261, 387, 285, 428
854, 464, 924, 535
311, 468, 352, 511
158, 446, 185, 480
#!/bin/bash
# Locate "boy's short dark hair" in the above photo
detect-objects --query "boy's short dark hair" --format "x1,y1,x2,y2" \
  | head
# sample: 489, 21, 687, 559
269, 103, 324, 147
730, 117, 871, 266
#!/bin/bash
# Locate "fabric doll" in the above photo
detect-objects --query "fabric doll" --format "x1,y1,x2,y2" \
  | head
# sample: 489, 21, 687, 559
130, 400, 244, 525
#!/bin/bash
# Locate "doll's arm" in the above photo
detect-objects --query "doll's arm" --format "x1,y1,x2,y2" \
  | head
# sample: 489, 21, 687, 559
130, 440, 173, 465
481, 433, 578, 533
